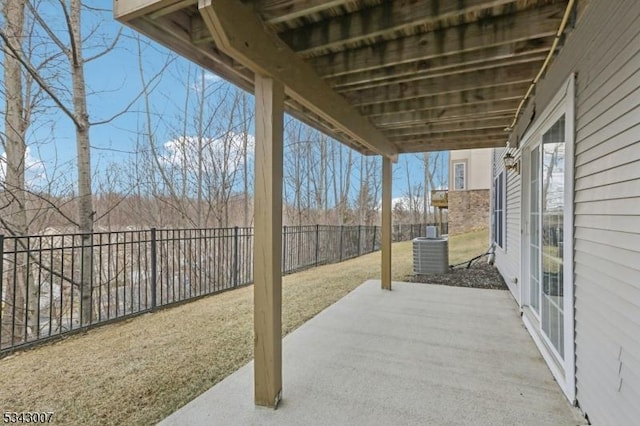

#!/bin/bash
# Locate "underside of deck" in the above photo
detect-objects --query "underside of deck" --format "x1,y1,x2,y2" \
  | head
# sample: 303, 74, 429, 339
116, 0, 577, 155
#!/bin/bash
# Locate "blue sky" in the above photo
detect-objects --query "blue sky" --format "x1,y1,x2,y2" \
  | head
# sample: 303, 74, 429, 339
3, 1, 448, 199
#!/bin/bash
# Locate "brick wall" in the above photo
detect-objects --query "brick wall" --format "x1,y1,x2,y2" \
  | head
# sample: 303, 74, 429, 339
448, 189, 490, 236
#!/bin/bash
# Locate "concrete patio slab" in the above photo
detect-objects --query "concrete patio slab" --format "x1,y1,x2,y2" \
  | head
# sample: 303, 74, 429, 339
160, 280, 584, 426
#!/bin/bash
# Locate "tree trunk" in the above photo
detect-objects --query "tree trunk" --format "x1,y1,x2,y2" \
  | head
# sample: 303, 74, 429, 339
1, 0, 31, 345
330, 141, 339, 224
242, 93, 250, 227
424, 151, 438, 223
423, 152, 430, 223
69, 0, 94, 325
405, 159, 414, 224
320, 136, 328, 223
196, 68, 204, 228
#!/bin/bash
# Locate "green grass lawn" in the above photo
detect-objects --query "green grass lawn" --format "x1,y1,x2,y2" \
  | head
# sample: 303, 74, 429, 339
0, 229, 489, 426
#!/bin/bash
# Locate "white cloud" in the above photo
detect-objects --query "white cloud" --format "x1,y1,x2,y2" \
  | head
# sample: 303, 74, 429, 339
203, 72, 222, 83
160, 132, 255, 175
0, 147, 47, 188
190, 71, 224, 92
392, 196, 408, 209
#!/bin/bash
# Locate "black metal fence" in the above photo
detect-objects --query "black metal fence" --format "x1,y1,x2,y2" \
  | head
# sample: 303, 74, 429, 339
0, 222, 445, 353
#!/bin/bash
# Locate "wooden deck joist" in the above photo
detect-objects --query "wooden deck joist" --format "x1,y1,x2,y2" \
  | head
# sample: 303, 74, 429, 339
329, 48, 551, 92
382, 118, 512, 138
399, 138, 508, 153
371, 105, 519, 128
390, 127, 509, 141
345, 63, 539, 106
258, 0, 363, 26
278, 0, 561, 57
357, 82, 531, 116
307, 3, 564, 77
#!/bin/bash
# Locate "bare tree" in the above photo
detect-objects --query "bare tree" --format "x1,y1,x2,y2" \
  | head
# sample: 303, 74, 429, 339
315, 133, 329, 220
304, 131, 331, 223
284, 118, 311, 225
136, 38, 194, 227
138, 50, 252, 228
419, 151, 444, 223
355, 155, 380, 225
0, 0, 133, 324
1, 0, 31, 344
423, 152, 431, 223
240, 91, 253, 226
327, 140, 354, 225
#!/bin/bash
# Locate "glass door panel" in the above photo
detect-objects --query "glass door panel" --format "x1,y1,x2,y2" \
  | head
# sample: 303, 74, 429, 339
529, 145, 540, 313
541, 116, 565, 358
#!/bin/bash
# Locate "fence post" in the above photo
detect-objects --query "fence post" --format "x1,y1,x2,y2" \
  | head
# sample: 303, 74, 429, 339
315, 224, 319, 266
357, 225, 361, 256
372, 226, 377, 252
339, 225, 344, 261
150, 228, 157, 310
282, 225, 287, 274
233, 226, 239, 287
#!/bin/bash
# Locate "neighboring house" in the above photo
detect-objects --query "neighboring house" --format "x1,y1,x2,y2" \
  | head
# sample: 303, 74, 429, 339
490, 1, 640, 424
448, 148, 491, 235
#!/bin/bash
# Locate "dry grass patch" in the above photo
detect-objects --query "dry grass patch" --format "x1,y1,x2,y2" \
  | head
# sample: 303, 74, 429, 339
0, 287, 255, 425
0, 230, 488, 425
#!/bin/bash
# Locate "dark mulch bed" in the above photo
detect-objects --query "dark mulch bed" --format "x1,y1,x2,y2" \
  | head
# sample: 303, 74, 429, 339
404, 261, 508, 290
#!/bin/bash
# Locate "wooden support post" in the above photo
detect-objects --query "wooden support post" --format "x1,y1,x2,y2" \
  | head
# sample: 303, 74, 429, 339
381, 156, 392, 290
253, 75, 284, 408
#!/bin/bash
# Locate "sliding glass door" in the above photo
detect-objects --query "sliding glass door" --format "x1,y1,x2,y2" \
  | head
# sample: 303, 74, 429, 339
519, 75, 575, 400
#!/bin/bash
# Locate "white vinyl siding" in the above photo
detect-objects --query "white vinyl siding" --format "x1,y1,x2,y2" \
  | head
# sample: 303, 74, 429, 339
491, 149, 520, 301
493, 0, 640, 423
571, 3, 640, 424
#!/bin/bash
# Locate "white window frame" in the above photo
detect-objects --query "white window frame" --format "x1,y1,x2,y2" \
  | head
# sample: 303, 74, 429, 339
492, 171, 506, 249
519, 74, 576, 403
452, 161, 466, 190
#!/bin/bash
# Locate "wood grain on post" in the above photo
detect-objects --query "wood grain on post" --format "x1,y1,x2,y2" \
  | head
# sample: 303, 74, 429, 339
253, 75, 284, 408
381, 156, 392, 291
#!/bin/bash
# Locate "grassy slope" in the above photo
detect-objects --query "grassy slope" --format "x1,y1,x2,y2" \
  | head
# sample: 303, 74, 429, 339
0, 229, 488, 425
